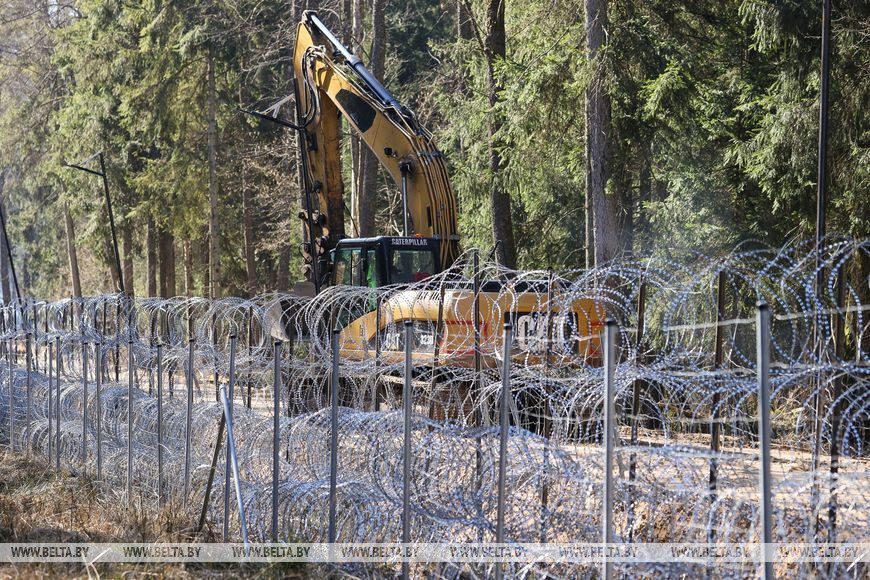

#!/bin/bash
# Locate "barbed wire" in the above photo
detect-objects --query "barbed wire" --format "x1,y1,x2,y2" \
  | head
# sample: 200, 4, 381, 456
0, 237, 866, 577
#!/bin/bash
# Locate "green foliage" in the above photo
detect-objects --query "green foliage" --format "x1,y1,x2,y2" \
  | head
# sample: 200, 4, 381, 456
0, 0, 865, 299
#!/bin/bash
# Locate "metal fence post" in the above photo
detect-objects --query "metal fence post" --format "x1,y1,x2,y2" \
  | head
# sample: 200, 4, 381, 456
402, 321, 413, 580
603, 319, 617, 580
43, 309, 48, 372
828, 269, 846, 541
494, 323, 513, 580
33, 306, 39, 374
7, 339, 13, 452
25, 333, 31, 457
472, 251, 483, 426
219, 386, 249, 549
47, 341, 53, 461
757, 303, 774, 580
157, 341, 164, 507
539, 270, 555, 543
196, 413, 226, 534
246, 306, 253, 409
373, 296, 382, 412
55, 336, 61, 470
82, 342, 88, 470
127, 339, 134, 502
223, 334, 237, 542
272, 340, 281, 542
709, 271, 727, 545
287, 325, 295, 419
628, 282, 646, 543
114, 298, 120, 383
328, 328, 340, 544
184, 338, 194, 509
95, 342, 102, 481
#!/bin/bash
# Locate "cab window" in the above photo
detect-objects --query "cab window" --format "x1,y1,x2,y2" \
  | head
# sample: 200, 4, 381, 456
364, 249, 379, 287
333, 248, 361, 285
390, 249, 435, 284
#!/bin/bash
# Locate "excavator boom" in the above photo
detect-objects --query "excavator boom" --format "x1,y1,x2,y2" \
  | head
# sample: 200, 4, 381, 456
285, 12, 605, 373
293, 11, 459, 285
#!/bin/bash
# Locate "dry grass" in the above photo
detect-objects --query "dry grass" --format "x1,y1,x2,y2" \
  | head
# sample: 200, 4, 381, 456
0, 450, 310, 579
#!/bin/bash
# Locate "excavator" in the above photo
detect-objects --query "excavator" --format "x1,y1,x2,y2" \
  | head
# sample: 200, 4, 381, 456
289, 11, 603, 367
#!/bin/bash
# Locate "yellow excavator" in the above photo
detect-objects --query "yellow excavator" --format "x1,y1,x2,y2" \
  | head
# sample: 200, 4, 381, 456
290, 11, 603, 366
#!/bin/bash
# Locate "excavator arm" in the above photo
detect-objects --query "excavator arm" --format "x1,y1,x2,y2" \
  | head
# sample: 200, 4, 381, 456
292, 11, 460, 286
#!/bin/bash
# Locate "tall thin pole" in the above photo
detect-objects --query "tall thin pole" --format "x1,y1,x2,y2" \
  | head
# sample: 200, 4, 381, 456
272, 340, 281, 542
0, 199, 20, 302
402, 321, 413, 580
47, 341, 53, 461
55, 336, 61, 470
494, 323, 513, 580
25, 333, 31, 457
757, 303, 774, 580
127, 339, 134, 502
709, 270, 727, 545
219, 386, 249, 548
328, 328, 340, 544
98, 153, 124, 294
223, 335, 237, 542
628, 282, 646, 543
815, 0, 831, 256
602, 319, 617, 580
828, 269, 846, 541
95, 342, 102, 480
64, 153, 124, 294
810, 0, 833, 540
473, 251, 482, 425
7, 339, 12, 452
196, 413, 225, 533
157, 342, 164, 506
184, 339, 194, 508
81, 342, 88, 470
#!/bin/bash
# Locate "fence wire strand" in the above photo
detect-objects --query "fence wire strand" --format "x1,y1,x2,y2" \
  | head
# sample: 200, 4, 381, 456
0, 238, 867, 578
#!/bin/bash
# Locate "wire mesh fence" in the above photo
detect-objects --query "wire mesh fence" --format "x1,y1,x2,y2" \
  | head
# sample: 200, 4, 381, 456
0, 237, 867, 578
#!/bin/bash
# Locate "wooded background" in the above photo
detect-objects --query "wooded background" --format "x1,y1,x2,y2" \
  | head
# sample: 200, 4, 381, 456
0, 0, 866, 300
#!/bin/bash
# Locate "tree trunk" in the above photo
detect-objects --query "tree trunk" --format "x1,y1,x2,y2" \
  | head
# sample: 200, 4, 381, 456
105, 233, 120, 292
146, 218, 157, 297
276, 244, 291, 292
122, 223, 134, 297
349, 0, 364, 236
621, 179, 634, 257
636, 144, 651, 251
456, 1, 473, 159
342, 0, 357, 238
485, 0, 517, 268
64, 203, 82, 299
342, 0, 352, 45
357, 0, 385, 237
158, 227, 176, 298
184, 239, 194, 297
585, 0, 619, 266
457, 0, 473, 40
207, 43, 221, 300
585, 186, 594, 269
0, 183, 10, 303
200, 232, 210, 298
242, 177, 257, 297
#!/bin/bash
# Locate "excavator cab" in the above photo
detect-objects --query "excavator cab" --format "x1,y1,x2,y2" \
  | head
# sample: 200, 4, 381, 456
331, 236, 441, 288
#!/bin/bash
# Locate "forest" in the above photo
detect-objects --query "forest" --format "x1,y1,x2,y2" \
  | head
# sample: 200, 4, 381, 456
0, 0, 866, 300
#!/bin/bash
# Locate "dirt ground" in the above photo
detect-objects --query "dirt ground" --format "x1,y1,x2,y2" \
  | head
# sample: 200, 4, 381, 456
0, 450, 309, 579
